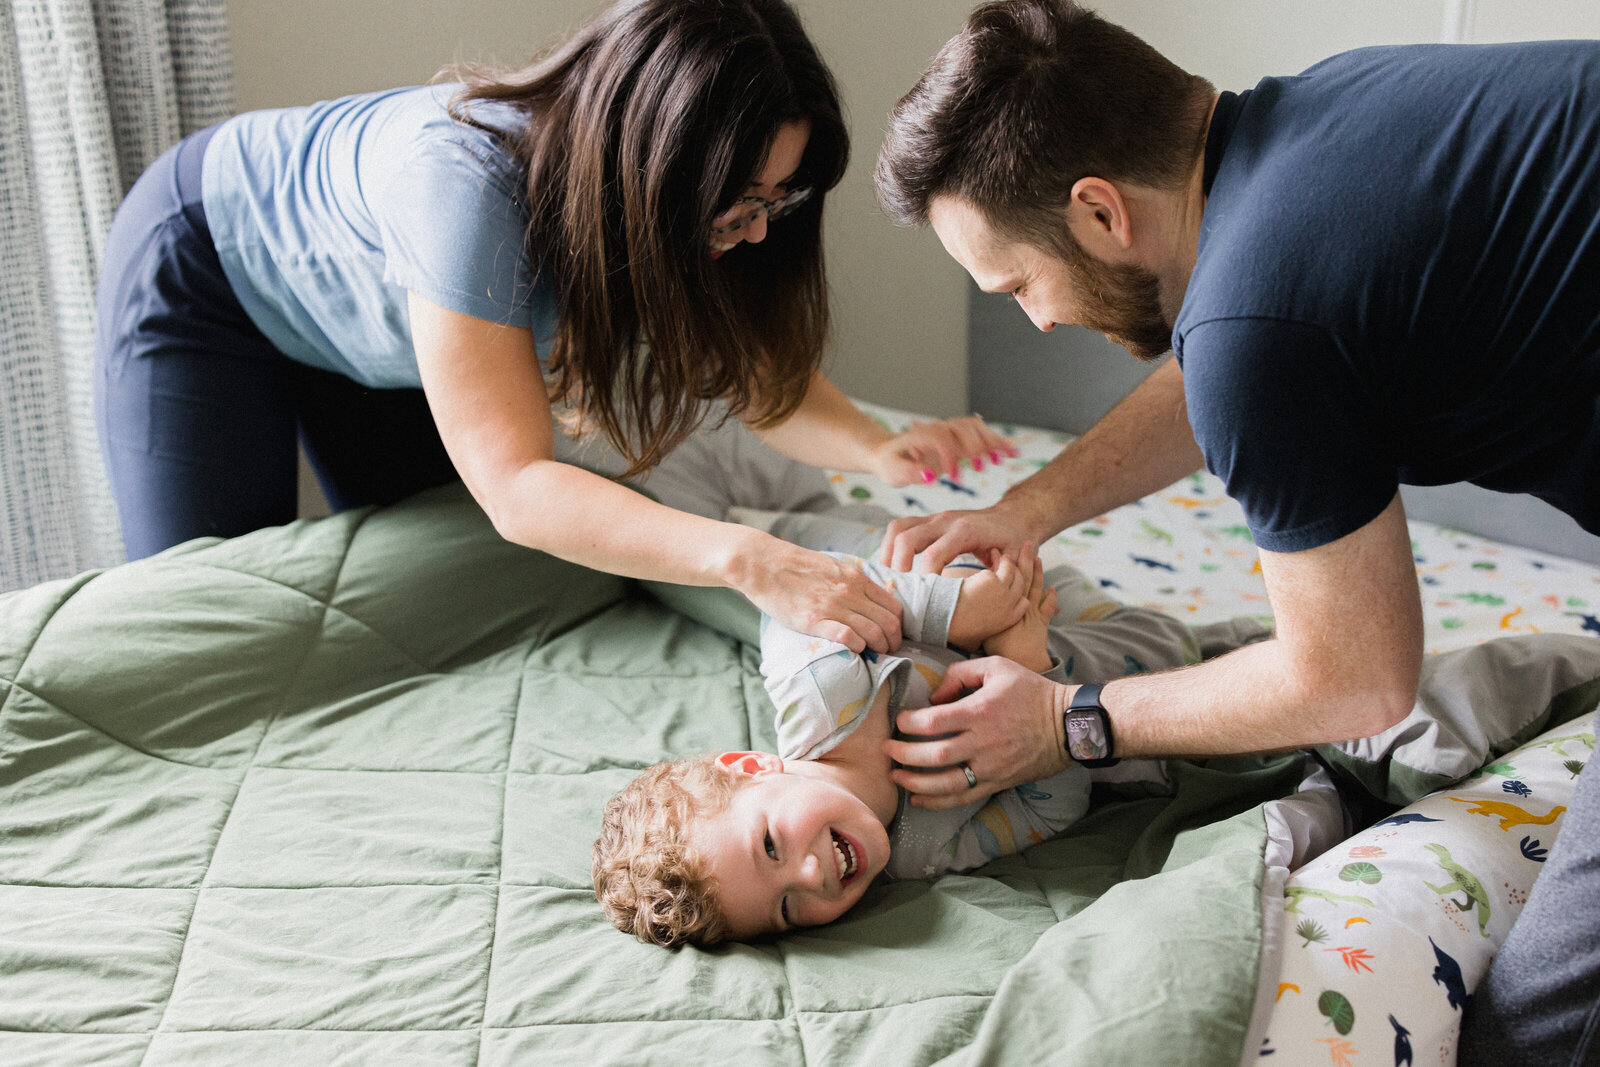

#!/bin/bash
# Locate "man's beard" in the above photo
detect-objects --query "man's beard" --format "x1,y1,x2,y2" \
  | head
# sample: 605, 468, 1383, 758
1061, 243, 1172, 362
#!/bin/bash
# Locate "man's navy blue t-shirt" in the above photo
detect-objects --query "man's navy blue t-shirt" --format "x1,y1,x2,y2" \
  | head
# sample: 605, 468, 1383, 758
1174, 41, 1600, 553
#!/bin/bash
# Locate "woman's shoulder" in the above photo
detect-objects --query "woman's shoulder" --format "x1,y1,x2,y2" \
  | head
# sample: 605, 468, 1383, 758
383, 85, 524, 173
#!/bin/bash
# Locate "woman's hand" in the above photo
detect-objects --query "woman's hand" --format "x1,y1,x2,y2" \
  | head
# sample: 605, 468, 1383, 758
868, 416, 1017, 488
734, 539, 904, 654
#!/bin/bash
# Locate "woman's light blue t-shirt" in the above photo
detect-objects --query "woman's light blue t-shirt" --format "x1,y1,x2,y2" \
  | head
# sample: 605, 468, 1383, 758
201, 83, 559, 389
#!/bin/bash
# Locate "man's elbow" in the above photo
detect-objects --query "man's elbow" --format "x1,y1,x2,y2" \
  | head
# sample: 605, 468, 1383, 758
1286, 648, 1421, 743
1351, 678, 1420, 738
1315, 670, 1419, 742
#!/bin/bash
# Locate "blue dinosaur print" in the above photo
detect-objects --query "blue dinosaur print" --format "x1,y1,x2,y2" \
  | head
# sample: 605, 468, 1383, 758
1389, 1014, 1413, 1066
1373, 812, 1443, 827
1429, 938, 1471, 1012
1129, 555, 1177, 572
1097, 578, 1122, 590
1571, 613, 1600, 638
1520, 836, 1549, 862
1502, 780, 1532, 797
902, 496, 928, 512
937, 477, 978, 497
1123, 654, 1149, 674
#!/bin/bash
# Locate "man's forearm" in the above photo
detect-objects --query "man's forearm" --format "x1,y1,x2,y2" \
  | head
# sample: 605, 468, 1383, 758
1101, 636, 1416, 758
1000, 358, 1205, 541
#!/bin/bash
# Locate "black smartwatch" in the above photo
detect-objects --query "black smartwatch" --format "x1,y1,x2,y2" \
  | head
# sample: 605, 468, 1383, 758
1063, 682, 1120, 767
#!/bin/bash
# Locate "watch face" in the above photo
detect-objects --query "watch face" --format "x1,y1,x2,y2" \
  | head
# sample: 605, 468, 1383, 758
1065, 710, 1109, 762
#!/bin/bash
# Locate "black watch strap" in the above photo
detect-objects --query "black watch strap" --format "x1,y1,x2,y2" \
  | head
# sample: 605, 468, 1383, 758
1064, 682, 1120, 767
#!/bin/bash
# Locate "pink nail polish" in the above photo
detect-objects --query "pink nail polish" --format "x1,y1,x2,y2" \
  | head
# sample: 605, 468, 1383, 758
973, 458, 984, 471
920, 468, 935, 484
990, 450, 1001, 464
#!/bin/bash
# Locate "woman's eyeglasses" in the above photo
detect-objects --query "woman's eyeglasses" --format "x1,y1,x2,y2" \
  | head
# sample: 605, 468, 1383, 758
709, 186, 814, 236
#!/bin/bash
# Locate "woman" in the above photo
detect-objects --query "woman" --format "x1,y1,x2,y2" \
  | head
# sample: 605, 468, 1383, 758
93, 0, 1010, 653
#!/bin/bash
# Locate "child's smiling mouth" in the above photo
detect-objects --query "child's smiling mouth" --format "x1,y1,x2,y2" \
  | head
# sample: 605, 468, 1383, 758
832, 830, 859, 884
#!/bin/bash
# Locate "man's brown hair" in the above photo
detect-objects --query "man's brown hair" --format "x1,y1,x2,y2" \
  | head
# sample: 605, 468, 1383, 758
592, 755, 738, 947
875, 0, 1213, 255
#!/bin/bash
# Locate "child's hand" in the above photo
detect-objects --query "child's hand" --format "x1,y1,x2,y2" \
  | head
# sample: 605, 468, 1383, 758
982, 554, 1056, 673
946, 547, 1032, 651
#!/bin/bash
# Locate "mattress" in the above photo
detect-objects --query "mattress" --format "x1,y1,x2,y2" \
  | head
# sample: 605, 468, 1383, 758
0, 401, 1593, 1066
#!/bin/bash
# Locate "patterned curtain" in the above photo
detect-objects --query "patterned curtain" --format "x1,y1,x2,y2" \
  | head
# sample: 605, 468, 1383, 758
0, 0, 233, 593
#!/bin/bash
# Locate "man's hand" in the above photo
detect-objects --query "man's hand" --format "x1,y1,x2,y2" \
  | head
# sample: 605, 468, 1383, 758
878, 504, 1037, 574
883, 657, 1072, 809
868, 416, 1017, 488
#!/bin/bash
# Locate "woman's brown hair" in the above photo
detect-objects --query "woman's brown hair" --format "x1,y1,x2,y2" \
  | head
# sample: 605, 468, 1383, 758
452, 0, 848, 477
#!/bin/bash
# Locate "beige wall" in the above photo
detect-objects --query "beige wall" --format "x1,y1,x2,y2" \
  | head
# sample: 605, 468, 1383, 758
226, 0, 1600, 426
226, 0, 976, 417
1089, 0, 1600, 93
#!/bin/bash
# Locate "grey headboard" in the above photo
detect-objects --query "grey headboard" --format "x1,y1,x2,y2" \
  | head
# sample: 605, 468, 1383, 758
967, 286, 1600, 566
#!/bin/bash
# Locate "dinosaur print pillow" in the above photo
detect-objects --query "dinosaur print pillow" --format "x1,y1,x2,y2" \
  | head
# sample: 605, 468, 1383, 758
1261, 707, 1594, 1064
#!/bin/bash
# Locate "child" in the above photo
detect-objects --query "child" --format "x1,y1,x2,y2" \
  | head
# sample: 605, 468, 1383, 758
593, 522, 1268, 946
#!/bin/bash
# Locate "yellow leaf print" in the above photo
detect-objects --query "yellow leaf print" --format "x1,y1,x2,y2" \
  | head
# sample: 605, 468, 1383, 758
836, 695, 868, 730
913, 663, 945, 692
1075, 601, 1120, 623
974, 800, 1018, 856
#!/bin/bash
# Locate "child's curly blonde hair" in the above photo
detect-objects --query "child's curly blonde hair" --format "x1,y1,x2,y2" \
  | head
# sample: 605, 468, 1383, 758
592, 754, 739, 947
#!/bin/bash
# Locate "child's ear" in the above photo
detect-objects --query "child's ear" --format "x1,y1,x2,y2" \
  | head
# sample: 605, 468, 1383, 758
716, 751, 784, 778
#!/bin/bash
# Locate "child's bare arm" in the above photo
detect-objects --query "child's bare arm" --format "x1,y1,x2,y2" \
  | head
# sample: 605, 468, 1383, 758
981, 555, 1056, 673
944, 549, 1032, 651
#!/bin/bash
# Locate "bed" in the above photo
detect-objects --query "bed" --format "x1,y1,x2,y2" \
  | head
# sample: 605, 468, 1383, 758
2, 398, 1595, 1066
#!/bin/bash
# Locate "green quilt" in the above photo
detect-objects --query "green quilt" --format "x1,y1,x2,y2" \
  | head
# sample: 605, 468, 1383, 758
0, 484, 1308, 1066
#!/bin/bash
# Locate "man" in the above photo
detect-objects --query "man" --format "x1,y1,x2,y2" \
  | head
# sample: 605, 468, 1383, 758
871, 3, 1600, 1063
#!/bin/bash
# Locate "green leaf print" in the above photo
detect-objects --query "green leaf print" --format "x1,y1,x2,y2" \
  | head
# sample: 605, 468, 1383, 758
1296, 919, 1329, 947
849, 486, 872, 500
1318, 990, 1356, 1035
1567, 760, 1587, 779
1139, 519, 1174, 545
1339, 862, 1382, 885
1455, 592, 1507, 606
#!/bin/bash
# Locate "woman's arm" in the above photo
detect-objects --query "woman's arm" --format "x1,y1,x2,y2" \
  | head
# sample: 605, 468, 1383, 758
878, 357, 1204, 571
753, 372, 1016, 486
408, 293, 903, 652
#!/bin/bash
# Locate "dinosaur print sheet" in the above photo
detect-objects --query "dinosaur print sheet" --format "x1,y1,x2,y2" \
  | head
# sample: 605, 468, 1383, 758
828, 402, 1600, 1066
1260, 709, 1594, 1065
828, 401, 1600, 654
